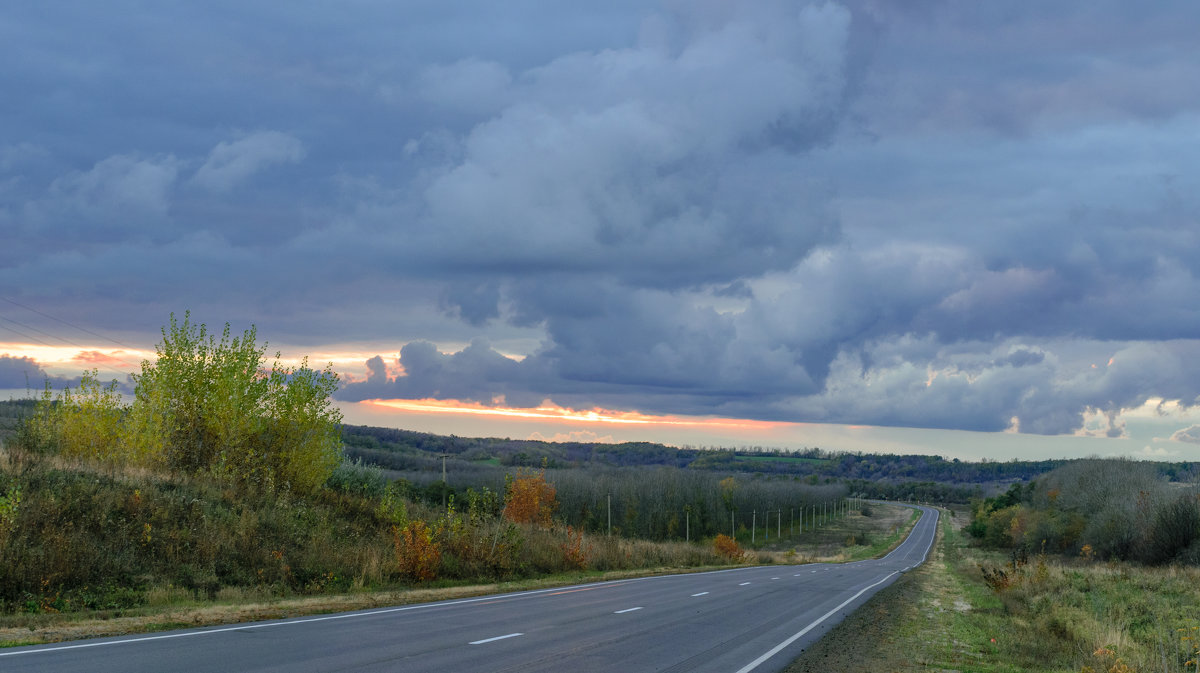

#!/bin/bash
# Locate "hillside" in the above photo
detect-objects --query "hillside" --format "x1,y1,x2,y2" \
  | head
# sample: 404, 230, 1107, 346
340, 422, 1200, 489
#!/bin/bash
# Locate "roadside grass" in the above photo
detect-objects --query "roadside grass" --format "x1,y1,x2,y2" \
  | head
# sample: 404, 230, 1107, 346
0, 461, 911, 648
0, 508, 910, 647
0, 564, 742, 647
785, 508, 1200, 673
751, 503, 919, 563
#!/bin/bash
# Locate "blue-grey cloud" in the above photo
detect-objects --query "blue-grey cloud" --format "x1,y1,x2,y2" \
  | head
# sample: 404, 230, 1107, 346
0, 356, 51, 390
6, 0, 1200, 438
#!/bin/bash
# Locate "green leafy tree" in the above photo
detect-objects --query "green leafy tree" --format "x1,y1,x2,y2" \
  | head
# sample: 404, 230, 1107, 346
56, 370, 126, 464
128, 312, 343, 493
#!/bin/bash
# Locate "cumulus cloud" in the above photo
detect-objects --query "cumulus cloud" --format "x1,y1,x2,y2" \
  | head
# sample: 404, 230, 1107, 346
0, 356, 50, 389
7, 0, 1200, 439
192, 131, 305, 193
1170, 425, 1200, 444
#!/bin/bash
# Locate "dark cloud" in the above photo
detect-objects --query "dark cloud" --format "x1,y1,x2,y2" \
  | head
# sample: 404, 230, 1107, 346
0, 356, 50, 389
7, 1, 1200, 437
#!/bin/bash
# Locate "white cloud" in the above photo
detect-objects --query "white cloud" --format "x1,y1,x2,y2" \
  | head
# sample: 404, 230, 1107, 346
192, 131, 305, 193
1169, 425, 1200, 444
52, 153, 180, 216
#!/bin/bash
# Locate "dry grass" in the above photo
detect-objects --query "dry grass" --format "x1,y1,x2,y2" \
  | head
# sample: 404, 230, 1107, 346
755, 503, 919, 564
786, 508, 1200, 673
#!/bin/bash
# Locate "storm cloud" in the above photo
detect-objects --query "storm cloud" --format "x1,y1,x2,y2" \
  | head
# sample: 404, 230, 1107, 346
5, 1, 1200, 438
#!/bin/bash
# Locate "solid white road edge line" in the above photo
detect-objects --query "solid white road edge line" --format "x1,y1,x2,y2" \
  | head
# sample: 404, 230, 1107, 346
614, 607, 643, 614
469, 633, 523, 645
731, 571, 899, 673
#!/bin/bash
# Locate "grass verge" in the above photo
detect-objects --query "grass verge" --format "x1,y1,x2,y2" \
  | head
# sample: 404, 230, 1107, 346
0, 504, 916, 647
753, 503, 920, 564
785, 508, 1200, 673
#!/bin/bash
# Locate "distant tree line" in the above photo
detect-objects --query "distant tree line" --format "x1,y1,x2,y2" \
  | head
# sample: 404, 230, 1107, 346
341, 425, 1200, 494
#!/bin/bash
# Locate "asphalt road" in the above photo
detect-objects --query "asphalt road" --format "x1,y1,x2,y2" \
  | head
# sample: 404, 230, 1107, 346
1, 505, 939, 673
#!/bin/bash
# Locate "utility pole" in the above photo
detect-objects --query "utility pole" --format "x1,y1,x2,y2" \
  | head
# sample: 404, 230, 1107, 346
752, 510, 756, 544
777, 509, 781, 539
438, 453, 450, 510
790, 508, 794, 536
731, 510, 735, 539
686, 508, 690, 543
607, 493, 611, 536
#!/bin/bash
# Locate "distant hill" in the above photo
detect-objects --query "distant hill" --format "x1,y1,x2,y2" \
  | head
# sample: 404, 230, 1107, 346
339, 422, 1200, 487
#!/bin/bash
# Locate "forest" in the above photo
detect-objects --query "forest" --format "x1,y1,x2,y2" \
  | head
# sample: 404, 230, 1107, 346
965, 458, 1200, 565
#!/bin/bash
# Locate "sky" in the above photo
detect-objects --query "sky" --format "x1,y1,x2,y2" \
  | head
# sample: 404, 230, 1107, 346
3, 1, 1200, 461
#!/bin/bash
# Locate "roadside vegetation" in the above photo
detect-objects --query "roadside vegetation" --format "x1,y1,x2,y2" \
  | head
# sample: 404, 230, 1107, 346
0, 315, 873, 646
789, 460, 1200, 673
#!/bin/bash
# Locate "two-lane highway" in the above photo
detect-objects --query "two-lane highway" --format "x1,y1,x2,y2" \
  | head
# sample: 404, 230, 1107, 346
1, 505, 939, 673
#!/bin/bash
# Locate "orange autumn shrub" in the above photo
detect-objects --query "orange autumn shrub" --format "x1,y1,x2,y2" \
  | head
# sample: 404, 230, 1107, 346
504, 470, 557, 527
713, 534, 745, 561
392, 520, 441, 582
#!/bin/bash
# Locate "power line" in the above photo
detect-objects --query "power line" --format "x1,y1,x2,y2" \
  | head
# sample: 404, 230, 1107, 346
0, 296, 138, 351
0, 322, 57, 349
0, 298, 144, 382
0, 313, 143, 370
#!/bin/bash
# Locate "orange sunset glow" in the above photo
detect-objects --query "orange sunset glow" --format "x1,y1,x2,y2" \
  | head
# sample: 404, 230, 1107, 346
365, 398, 784, 430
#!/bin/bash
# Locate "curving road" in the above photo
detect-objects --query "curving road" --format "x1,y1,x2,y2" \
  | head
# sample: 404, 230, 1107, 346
1, 505, 938, 673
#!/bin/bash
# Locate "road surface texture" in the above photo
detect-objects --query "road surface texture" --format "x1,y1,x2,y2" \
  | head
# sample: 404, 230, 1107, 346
2, 505, 938, 673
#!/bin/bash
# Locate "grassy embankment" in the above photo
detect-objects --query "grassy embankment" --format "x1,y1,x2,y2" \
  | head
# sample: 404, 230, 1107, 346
786, 508, 1200, 673
0, 441, 911, 648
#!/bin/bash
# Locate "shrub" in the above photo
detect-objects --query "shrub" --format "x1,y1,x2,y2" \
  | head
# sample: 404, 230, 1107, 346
392, 520, 441, 582
55, 370, 129, 464
0, 485, 17, 549
561, 526, 590, 570
326, 459, 387, 498
128, 313, 343, 494
504, 470, 557, 527
713, 534, 744, 561
1141, 495, 1200, 565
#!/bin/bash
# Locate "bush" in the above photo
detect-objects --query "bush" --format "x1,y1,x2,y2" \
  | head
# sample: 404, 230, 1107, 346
327, 459, 387, 498
713, 534, 744, 561
392, 521, 441, 582
503, 470, 557, 527
1141, 495, 1200, 565
25, 313, 344, 495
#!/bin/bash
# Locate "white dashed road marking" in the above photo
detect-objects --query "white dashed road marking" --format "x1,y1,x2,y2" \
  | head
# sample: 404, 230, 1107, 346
469, 633, 523, 645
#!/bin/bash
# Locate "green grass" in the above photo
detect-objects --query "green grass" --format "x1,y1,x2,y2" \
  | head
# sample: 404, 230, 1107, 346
842, 507, 920, 561
788, 509, 1200, 673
